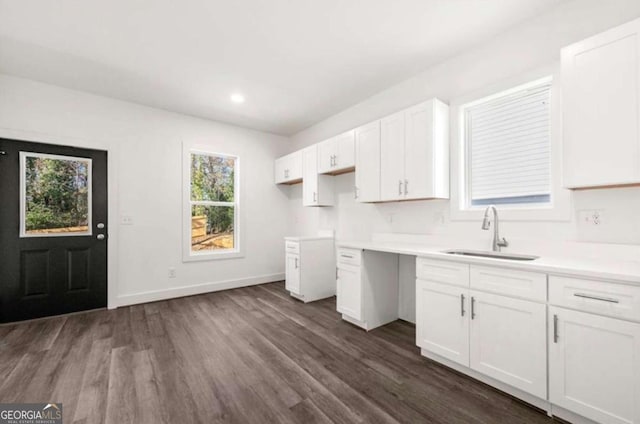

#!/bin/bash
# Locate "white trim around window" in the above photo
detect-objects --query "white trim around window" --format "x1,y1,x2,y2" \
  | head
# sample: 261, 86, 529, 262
182, 143, 243, 261
450, 65, 572, 222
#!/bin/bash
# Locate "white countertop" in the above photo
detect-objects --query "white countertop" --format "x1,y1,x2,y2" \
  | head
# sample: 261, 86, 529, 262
285, 235, 334, 242
336, 240, 640, 285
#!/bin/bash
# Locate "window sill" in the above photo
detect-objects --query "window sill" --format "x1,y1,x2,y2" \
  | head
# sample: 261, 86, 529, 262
183, 250, 244, 262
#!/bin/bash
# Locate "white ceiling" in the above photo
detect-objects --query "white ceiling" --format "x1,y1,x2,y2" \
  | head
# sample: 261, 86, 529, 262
0, 0, 567, 135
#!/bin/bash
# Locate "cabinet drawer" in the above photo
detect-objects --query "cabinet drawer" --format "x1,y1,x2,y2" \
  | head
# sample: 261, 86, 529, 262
470, 266, 546, 302
416, 258, 469, 287
285, 241, 299, 254
337, 248, 361, 267
549, 275, 640, 322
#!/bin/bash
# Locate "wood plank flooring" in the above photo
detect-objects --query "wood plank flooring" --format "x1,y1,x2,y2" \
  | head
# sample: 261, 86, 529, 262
0, 282, 559, 424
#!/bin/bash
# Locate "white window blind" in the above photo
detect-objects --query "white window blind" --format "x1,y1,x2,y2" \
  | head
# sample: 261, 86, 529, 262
465, 79, 552, 206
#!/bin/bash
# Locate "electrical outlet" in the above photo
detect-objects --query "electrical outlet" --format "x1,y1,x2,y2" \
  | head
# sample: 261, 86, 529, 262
578, 210, 604, 226
120, 215, 134, 225
168, 267, 177, 278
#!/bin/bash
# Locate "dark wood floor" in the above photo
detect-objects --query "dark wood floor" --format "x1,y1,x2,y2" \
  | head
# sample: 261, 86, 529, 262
0, 282, 559, 424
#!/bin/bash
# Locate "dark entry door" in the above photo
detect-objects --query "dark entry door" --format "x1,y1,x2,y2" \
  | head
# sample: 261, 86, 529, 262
0, 138, 107, 323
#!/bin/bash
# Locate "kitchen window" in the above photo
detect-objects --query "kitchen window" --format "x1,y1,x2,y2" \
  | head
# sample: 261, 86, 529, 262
183, 148, 241, 261
461, 77, 552, 209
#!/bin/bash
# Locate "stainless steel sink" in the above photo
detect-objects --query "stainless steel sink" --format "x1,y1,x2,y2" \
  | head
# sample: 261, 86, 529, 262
443, 249, 539, 261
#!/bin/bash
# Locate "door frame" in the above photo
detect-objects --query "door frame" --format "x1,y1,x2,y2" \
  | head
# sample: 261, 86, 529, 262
0, 126, 119, 309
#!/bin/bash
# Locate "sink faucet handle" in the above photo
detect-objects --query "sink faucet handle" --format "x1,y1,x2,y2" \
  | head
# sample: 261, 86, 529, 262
498, 237, 509, 248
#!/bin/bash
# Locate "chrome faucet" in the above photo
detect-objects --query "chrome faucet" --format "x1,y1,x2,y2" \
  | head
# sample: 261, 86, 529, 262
481, 205, 508, 252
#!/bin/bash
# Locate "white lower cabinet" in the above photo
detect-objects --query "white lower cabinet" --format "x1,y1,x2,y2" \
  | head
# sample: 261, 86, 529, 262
337, 264, 362, 321
284, 238, 335, 302
417, 261, 547, 400
469, 290, 547, 399
549, 306, 640, 424
416, 280, 469, 366
285, 252, 300, 294
336, 249, 399, 330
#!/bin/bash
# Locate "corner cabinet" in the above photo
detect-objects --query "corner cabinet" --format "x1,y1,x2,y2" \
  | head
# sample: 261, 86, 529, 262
302, 145, 334, 206
562, 17, 640, 189
275, 151, 303, 184
380, 99, 449, 201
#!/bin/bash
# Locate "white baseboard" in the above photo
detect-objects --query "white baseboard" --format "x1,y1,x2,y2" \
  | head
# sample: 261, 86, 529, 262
114, 273, 284, 308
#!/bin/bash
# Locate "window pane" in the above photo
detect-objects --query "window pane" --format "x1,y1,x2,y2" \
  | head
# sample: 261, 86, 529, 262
191, 205, 234, 251
23, 154, 91, 235
466, 80, 552, 207
191, 153, 235, 202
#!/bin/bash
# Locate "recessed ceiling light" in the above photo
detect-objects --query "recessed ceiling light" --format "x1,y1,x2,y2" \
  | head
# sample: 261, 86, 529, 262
230, 93, 245, 104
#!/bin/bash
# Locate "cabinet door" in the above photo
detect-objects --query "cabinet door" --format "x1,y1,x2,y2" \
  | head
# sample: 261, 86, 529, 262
303, 146, 318, 206
404, 101, 433, 199
317, 138, 336, 174
549, 307, 640, 424
335, 130, 355, 170
416, 280, 469, 366
469, 291, 546, 399
337, 265, 362, 321
563, 18, 640, 188
274, 157, 287, 184
285, 253, 301, 294
380, 111, 406, 201
288, 151, 303, 181
355, 121, 381, 202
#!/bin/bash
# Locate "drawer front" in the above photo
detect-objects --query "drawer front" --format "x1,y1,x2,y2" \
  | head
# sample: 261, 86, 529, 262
470, 266, 546, 302
416, 258, 469, 287
549, 275, 640, 322
337, 248, 362, 267
285, 240, 300, 254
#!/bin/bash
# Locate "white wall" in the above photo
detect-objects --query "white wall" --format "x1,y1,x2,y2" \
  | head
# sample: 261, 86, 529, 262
0, 74, 292, 307
286, 0, 640, 246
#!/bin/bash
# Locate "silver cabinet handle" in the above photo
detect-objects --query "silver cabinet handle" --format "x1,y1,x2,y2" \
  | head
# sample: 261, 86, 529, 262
404, 179, 408, 195
313, 192, 317, 202
553, 314, 559, 343
460, 294, 465, 317
340, 254, 354, 259
97, 234, 105, 240
471, 296, 476, 320
295, 258, 298, 269
398, 180, 403, 195
573, 293, 620, 303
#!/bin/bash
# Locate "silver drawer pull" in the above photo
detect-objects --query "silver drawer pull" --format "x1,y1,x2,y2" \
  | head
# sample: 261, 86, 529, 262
573, 293, 620, 304
340, 254, 354, 259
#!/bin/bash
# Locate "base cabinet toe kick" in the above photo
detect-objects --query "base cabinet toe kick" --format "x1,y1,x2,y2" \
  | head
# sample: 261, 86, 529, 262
415, 258, 640, 424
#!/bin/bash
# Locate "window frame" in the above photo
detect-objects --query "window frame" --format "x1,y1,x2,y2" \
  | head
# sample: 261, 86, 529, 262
450, 67, 571, 222
182, 146, 242, 262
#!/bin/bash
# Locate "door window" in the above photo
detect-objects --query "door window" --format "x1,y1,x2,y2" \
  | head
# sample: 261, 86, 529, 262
20, 152, 92, 237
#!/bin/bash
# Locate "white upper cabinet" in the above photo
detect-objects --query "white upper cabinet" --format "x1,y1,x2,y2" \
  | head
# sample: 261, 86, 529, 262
318, 130, 356, 174
355, 121, 381, 202
274, 150, 303, 184
380, 111, 406, 201
563, 18, 640, 188
379, 99, 449, 201
302, 145, 334, 206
